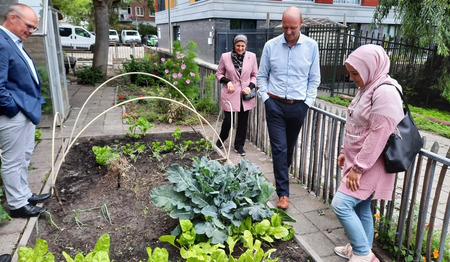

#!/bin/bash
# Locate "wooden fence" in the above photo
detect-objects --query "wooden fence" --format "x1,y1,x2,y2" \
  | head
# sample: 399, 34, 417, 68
147, 47, 449, 261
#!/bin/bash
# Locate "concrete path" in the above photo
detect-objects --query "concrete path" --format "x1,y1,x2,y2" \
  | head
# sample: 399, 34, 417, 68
5, 80, 449, 261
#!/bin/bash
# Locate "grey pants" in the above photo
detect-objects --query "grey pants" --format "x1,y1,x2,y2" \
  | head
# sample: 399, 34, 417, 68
0, 112, 34, 209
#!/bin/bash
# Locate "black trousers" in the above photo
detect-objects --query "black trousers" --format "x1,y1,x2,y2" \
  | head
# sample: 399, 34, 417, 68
218, 105, 249, 150
265, 98, 309, 197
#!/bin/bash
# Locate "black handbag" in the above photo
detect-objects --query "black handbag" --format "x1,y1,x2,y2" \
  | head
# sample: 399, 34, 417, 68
243, 88, 256, 100
383, 86, 423, 173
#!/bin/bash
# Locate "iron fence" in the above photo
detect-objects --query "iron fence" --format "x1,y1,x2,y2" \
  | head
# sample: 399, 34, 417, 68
216, 26, 437, 98
246, 96, 450, 261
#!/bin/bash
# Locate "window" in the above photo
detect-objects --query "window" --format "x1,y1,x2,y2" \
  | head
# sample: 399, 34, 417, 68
136, 6, 144, 17
333, 0, 361, 4
230, 19, 256, 30
75, 28, 90, 38
59, 27, 71, 37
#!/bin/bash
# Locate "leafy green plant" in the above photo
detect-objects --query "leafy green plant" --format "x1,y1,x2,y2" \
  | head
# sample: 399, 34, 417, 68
62, 233, 110, 261
35, 129, 42, 142
92, 146, 119, 166
151, 141, 164, 162
151, 157, 276, 244
195, 73, 218, 114
194, 138, 213, 152
74, 66, 103, 85
122, 142, 147, 162
163, 140, 175, 151
145, 246, 169, 262
176, 140, 193, 159
125, 116, 154, 138
375, 213, 450, 262
172, 128, 182, 141
159, 220, 279, 261
230, 212, 295, 244
0, 188, 11, 223
18, 238, 55, 262
36, 65, 53, 114
159, 219, 229, 261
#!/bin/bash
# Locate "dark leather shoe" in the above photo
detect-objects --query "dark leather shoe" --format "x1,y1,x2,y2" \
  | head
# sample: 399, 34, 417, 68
10, 204, 47, 218
277, 196, 289, 209
0, 254, 12, 262
28, 193, 51, 205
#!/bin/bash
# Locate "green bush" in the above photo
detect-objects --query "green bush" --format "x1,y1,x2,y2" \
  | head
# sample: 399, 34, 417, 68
75, 66, 103, 85
151, 156, 276, 244
36, 65, 53, 114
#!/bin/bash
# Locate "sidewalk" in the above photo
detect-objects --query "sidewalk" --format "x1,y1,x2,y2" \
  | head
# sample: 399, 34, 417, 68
0, 82, 397, 262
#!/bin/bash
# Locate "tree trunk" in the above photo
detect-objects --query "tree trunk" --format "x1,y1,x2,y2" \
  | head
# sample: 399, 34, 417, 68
93, 0, 114, 79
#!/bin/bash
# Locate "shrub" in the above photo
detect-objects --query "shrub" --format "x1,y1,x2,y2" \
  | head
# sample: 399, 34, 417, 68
150, 156, 276, 244
75, 66, 103, 85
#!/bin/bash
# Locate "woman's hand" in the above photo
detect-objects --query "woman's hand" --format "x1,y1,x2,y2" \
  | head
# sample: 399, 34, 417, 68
227, 82, 235, 93
242, 87, 251, 95
337, 153, 345, 169
346, 168, 362, 192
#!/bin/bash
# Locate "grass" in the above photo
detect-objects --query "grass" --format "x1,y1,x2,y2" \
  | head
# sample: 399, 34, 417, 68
318, 96, 450, 139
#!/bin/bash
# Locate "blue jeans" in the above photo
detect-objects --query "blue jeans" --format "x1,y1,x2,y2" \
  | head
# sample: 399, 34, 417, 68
331, 191, 374, 255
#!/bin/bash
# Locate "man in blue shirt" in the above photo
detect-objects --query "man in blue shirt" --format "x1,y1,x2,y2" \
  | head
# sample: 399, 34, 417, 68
257, 6, 320, 209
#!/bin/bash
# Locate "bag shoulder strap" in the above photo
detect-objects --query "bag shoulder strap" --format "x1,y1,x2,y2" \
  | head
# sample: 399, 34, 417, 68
374, 83, 411, 114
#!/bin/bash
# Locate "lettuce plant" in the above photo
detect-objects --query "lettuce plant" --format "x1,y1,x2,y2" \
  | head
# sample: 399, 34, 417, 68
150, 156, 276, 244
18, 238, 55, 262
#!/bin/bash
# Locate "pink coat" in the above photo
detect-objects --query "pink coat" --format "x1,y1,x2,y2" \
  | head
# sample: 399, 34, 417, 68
216, 51, 258, 112
338, 45, 405, 201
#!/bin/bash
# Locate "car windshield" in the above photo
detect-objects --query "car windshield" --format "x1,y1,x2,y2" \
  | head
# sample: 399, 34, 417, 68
109, 31, 117, 35
126, 31, 138, 36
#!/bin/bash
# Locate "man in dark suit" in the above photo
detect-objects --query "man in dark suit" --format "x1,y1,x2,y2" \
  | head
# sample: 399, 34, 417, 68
0, 3, 50, 218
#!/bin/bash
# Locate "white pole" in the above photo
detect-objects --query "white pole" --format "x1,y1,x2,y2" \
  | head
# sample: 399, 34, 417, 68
168, 1, 172, 54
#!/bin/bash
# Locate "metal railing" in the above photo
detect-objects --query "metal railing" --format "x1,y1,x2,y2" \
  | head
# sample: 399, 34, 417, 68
216, 26, 437, 98
144, 44, 449, 261
247, 97, 449, 261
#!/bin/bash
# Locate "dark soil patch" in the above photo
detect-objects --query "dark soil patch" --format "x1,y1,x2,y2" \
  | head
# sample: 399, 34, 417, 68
28, 132, 312, 261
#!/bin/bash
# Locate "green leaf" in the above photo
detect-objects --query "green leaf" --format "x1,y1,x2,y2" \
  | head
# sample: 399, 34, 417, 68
235, 203, 273, 221
170, 208, 195, 220
150, 185, 177, 211
269, 226, 289, 239
62, 251, 74, 262
254, 219, 271, 235
209, 227, 229, 245
93, 234, 110, 253
159, 235, 177, 248
201, 205, 218, 218
271, 213, 282, 227
149, 247, 169, 262
180, 219, 193, 231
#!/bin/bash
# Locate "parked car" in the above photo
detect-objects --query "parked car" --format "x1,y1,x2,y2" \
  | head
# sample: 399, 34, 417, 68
109, 29, 120, 45
142, 34, 158, 46
59, 24, 95, 51
121, 30, 141, 46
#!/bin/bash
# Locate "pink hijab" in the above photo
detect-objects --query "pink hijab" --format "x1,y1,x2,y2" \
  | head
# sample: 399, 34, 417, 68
345, 44, 399, 92
343, 44, 404, 130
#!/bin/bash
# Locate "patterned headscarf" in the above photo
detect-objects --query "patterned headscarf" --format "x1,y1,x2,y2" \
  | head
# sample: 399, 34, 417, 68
231, 35, 247, 75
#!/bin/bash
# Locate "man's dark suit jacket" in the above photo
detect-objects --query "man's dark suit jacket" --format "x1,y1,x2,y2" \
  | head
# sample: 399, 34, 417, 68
0, 29, 45, 125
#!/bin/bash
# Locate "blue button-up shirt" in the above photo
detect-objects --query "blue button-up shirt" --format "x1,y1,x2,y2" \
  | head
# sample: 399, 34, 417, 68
257, 33, 321, 107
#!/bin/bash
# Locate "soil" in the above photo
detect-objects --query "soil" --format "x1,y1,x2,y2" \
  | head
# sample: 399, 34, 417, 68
28, 132, 313, 262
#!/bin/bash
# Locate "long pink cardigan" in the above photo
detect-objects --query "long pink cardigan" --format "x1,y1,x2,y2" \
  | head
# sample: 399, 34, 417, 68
216, 51, 258, 112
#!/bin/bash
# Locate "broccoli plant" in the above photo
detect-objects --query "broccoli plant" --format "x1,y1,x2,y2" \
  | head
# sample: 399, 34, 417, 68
150, 157, 276, 244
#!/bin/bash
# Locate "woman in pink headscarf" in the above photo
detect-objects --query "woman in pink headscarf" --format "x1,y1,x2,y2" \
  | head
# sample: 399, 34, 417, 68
331, 44, 404, 262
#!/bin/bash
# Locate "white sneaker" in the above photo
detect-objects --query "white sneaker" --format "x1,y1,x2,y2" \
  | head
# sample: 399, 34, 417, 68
334, 243, 352, 259
349, 251, 379, 262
